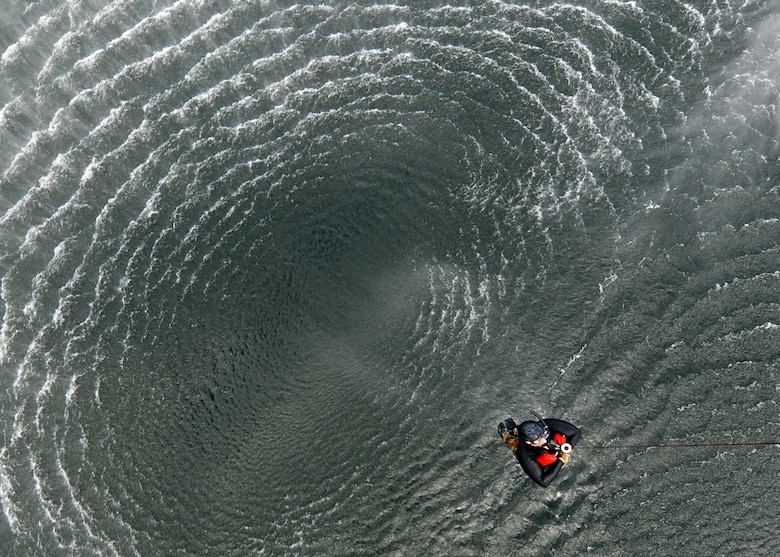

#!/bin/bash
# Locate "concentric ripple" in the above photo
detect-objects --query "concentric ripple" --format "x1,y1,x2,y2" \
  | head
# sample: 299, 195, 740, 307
1, 0, 778, 555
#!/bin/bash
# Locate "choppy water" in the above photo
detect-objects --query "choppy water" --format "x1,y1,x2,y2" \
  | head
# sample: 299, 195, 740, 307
1, 0, 779, 555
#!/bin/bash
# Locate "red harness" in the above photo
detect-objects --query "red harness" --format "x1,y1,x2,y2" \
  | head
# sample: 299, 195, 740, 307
535, 433, 567, 466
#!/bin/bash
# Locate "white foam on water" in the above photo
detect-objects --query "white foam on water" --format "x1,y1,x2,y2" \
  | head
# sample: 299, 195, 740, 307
1, 0, 778, 554
0, 448, 21, 534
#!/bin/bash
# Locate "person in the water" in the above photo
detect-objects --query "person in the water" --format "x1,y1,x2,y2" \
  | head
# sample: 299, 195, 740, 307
497, 413, 581, 487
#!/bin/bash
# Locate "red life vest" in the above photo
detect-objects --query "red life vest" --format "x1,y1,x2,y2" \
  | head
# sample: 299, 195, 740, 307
535, 433, 567, 466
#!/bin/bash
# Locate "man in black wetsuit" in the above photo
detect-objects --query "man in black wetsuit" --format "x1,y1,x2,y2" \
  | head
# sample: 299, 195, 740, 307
497, 413, 581, 487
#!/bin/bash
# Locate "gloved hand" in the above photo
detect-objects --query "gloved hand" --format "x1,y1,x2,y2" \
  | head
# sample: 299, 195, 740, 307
559, 452, 571, 466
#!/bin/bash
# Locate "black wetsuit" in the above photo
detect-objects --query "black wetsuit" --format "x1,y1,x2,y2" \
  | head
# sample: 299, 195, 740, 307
515, 418, 581, 487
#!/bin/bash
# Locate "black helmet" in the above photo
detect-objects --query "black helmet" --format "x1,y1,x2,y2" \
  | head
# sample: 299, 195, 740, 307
518, 420, 547, 442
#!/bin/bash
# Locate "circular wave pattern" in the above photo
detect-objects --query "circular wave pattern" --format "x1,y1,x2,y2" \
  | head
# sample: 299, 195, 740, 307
1, 0, 778, 555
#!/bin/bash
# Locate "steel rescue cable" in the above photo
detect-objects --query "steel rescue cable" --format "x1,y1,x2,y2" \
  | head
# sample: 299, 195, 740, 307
578, 441, 780, 450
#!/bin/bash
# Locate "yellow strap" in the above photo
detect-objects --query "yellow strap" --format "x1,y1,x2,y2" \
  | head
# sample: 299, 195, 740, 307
502, 433, 519, 453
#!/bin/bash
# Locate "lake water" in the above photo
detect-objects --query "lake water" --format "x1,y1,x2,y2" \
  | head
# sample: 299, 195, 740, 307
1, 0, 778, 555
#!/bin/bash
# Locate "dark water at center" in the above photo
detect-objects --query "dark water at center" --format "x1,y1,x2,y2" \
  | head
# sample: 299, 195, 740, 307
1, 0, 778, 555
